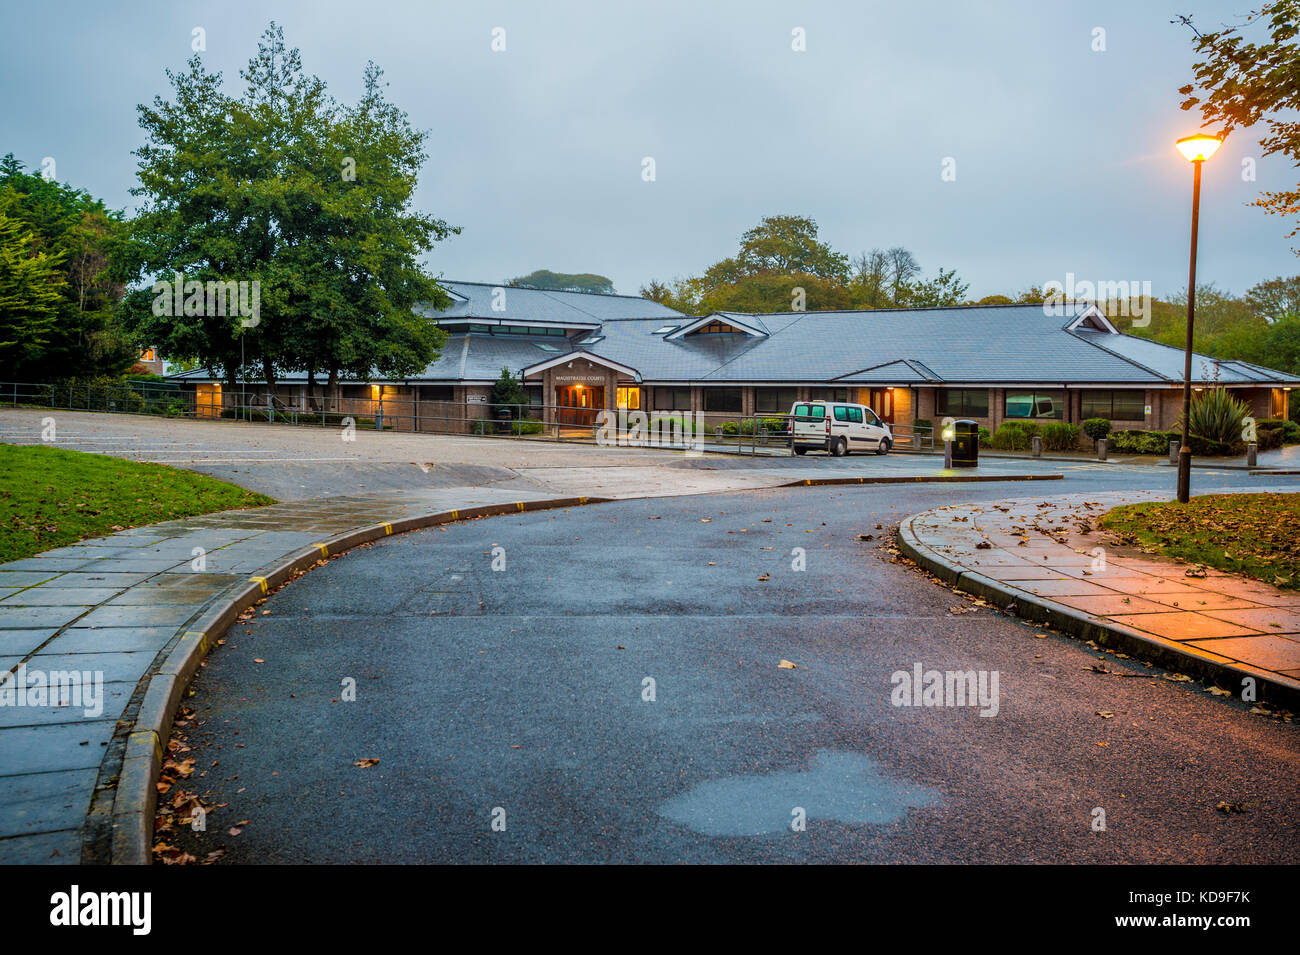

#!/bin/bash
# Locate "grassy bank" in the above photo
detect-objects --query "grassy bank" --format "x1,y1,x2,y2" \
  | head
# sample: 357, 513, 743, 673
0, 444, 275, 564
1099, 492, 1300, 591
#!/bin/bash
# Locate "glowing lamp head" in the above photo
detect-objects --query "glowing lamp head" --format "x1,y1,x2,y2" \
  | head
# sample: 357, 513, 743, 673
941, 426, 955, 442
1175, 134, 1222, 163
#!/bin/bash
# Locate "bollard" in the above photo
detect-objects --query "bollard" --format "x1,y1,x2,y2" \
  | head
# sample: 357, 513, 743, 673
1032, 435, 1042, 458
1247, 442, 1257, 467
1169, 438, 1180, 466
1097, 438, 1107, 462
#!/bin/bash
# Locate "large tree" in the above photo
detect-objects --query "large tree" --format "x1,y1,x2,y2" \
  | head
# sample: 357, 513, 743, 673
0, 155, 135, 380
1178, 1, 1300, 247
508, 270, 615, 294
122, 23, 456, 404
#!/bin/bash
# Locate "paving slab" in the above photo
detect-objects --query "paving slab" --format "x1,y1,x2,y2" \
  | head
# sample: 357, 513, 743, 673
898, 487, 1300, 708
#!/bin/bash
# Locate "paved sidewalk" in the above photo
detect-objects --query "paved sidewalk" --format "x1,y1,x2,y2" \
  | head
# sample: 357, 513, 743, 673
898, 488, 1300, 707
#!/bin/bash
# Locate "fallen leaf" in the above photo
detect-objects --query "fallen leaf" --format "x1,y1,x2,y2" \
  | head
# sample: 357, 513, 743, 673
777, 659, 798, 669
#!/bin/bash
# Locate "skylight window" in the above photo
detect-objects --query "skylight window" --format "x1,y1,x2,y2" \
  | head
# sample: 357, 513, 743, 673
534, 343, 561, 352
580, 335, 605, 345
653, 325, 678, 334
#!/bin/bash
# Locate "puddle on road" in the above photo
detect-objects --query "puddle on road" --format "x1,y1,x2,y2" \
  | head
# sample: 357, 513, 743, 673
658, 750, 940, 837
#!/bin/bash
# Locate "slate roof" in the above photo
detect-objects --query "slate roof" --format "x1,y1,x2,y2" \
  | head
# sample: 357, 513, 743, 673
170, 286, 1300, 388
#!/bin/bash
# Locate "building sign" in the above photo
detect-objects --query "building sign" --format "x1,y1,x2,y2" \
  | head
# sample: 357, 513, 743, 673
555, 374, 606, 383
467, 394, 488, 403
1144, 404, 1152, 416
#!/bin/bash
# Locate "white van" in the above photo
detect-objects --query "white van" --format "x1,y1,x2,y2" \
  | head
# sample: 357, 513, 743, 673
789, 401, 893, 456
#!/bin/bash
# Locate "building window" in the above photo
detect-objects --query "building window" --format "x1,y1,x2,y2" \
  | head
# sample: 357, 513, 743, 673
703, 388, 742, 413
617, 386, 641, 410
656, 386, 692, 411
421, 385, 454, 402
809, 387, 848, 402
1005, 390, 1064, 420
755, 387, 799, 414
1081, 390, 1145, 420
935, 388, 989, 417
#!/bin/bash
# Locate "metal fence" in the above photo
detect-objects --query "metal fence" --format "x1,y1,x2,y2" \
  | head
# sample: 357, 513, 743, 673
1, 381, 933, 455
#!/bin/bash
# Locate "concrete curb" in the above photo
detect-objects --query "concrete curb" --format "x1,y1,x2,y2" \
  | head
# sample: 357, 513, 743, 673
895, 513, 1300, 712
779, 473, 1065, 488
108, 494, 610, 865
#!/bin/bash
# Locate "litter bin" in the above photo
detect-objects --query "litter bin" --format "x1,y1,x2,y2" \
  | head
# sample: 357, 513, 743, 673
952, 419, 979, 467
495, 407, 513, 434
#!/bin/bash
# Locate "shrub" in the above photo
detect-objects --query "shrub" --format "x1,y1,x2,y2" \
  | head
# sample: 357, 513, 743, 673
1259, 418, 1300, 444
1108, 428, 1243, 456
989, 423, 1033, 451
1082, 417, 1111, 442
1180, 388, 1247, 445
1040, 422, 1082, 451
718, 421, 739, 436
912, 419, 933, 434
1256, 424, 1284, 451
977, 426, 991, 444
1109, 429, 1171, 454
649, 414, 698, 435
740, 417, 788, 435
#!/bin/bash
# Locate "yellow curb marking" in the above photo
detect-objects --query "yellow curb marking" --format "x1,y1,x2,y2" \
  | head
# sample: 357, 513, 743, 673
451, 509, 459, 520
183, 630, 208, 652
516, 501, 526, 511
383, 522, 393, 535
579, 496, 588, 504
130, 730, 163, 762
250, 575, 268, 594
311, 543, 329, 557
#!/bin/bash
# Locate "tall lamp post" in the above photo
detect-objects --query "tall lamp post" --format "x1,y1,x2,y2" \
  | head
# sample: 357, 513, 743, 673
1174, 133, 1222, 504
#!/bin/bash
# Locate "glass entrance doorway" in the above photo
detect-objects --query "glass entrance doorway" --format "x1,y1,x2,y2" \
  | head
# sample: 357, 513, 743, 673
555, 385, 604, 426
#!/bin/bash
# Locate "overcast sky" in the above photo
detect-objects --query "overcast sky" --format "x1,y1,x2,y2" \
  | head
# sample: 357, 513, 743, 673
2, 0, 1295, 300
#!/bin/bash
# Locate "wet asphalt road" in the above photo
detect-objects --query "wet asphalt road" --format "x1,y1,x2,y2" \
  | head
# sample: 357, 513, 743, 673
169, 465, 1299, 863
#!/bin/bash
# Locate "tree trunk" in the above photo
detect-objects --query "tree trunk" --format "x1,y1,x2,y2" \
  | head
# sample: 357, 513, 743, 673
327, 367, 339, 419
305, 367, 318, 411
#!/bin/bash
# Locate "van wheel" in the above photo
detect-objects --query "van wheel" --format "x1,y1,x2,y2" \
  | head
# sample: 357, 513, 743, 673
793, 447, 807, 455
831, 437, 847, 457
876, 437, 891, 456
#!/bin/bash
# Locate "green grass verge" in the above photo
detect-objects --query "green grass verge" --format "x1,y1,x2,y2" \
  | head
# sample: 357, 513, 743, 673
0, 444, 275, 564
1099, 492, 1300, 590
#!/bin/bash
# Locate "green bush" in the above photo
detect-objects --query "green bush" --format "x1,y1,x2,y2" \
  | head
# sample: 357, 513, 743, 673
1180, 388, 1247, 445
740, 417, 788, 435
1040, 422, 1082, 451
649, 414, 699, 435
1108, 428, 1243, 456
977, 426, 991, 443
718, 421, 739, 436
1109, 429, 1171, 454
989, 423, 1033, 451
912, 419, 933, 433
1083, 417, 1112, 442
1259, 418, 1300, 444
1256, 424, 1284, 451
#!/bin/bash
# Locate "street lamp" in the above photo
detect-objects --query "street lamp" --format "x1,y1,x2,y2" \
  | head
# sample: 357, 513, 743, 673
1174, 133, 1222, 503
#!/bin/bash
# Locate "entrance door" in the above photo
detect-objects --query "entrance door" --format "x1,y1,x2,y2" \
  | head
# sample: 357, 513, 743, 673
555, 385, 605, 426
867, 389, 894, 424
